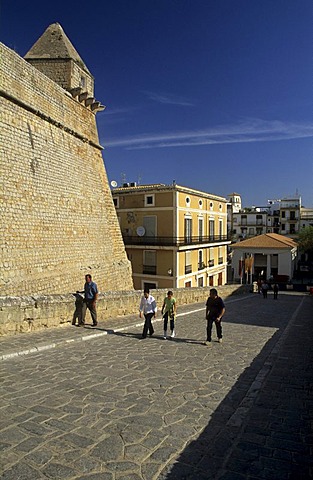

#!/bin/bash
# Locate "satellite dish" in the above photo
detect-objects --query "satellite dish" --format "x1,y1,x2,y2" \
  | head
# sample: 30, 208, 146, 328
111, 180, 118, 188
136, 226, 145, 237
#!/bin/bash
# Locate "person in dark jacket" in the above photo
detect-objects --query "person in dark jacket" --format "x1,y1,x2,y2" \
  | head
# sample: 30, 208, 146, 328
81, 274, 98, 326
204, 288, 225, 346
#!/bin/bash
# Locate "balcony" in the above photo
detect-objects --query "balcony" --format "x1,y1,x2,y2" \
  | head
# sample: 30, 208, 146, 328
143, 265, 157, 275
218, 257, 223, 264
122, 235, 229, 246
198, 261, 205, 270
208, 259, 214, 267
185, 264, 192, 274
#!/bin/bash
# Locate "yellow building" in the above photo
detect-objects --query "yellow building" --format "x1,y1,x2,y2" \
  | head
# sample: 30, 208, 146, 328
112, 183, 230, 290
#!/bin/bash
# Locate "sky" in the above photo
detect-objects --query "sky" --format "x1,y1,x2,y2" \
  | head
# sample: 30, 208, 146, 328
1, 0, 312, 207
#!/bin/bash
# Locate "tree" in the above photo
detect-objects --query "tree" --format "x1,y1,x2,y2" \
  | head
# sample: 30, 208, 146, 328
298, 226, 313, 253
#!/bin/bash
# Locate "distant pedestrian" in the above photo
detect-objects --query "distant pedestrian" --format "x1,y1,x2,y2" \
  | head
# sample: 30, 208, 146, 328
261, 282, 269, 299
81, 274, 98, 326
257, 279, 262, 294
139, 288, 157, 338
161, 290, 177, 339
273, 283, 279, 300
204, 288, 225, 347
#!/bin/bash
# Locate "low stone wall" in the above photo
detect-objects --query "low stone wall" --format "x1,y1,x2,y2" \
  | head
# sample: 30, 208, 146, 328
0, 285, 250, 337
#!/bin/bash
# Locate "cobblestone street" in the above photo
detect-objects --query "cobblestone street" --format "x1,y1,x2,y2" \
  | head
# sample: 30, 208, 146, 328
0, 292, 312, 479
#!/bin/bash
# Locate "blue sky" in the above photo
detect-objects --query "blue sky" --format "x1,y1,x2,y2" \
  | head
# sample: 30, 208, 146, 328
1, 0, 312, 206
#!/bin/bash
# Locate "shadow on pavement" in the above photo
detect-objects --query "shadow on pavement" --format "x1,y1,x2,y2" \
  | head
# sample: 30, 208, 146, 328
159, 295, 312, 480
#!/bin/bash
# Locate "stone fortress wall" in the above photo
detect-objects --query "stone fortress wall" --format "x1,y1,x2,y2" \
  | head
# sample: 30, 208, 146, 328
0, 31, 133, 296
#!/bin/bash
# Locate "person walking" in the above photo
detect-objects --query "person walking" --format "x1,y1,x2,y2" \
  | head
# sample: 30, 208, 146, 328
273, 283, 279, 300
161, 290, 177, 339
204, 288, 225, 347
261, 282, 269, 299
139, 288, 157, 338
81, 274, 98, 326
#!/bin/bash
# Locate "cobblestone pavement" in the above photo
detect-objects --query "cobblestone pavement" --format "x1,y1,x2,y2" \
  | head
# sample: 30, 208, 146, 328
0, 292, 312, 479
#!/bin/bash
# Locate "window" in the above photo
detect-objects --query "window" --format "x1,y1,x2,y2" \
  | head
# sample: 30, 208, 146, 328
145, 194, 155, 206
281, 224, 285, 231
185, 251, 192, 274
143, 216, 156, 237
186, 196, 191, 206
281, 211, 286, 218
290, 211, 296, 220
199, 199, 203, 208
241, 215, 247, 225
218, 246, 223, 264
210, 202, 213, 210
219, 219, 223, 237
80, 76, 86, 88
249, 227, 254, 235
208, 248, 214, 267
113, 197, 119, 208
143, 250, 156, 275
198, 217, 203, 241
256, 214, 263, 225
198, 277, 204, 287
198, 250, 204, 270
185, 217, 192, 243
209, 219, 214, 238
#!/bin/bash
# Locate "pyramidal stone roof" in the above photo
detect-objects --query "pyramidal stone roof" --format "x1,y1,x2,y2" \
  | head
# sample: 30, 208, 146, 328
231, 233, 298, 249
24, 22, 91, 74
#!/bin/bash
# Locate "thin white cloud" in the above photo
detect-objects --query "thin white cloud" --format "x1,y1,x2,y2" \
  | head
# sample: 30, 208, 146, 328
105, 118, 313, 149
143, 90, 195, 107
102, 106, 136, 115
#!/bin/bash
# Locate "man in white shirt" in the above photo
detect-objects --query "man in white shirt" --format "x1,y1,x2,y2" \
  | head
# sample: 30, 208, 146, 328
139, 288, 157, 338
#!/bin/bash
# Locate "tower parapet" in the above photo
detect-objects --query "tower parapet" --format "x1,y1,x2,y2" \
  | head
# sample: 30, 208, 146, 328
24, 23, 105, 112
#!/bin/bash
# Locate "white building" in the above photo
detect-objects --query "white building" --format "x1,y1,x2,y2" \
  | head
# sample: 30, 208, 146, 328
232, 209, 268, 241
279, 196, 301, 237
300, 208, 313, 229
231, 233, 298, 283
228, 194, 302, 242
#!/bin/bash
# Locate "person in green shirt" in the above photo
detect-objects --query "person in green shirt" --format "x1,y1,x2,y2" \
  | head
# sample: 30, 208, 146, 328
161, 290, 177, 339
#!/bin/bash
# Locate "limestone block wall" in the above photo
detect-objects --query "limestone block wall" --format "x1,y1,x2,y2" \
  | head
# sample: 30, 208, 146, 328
0, 285, 250, 336
0, 43, 133, 295
27, 59, 94, 96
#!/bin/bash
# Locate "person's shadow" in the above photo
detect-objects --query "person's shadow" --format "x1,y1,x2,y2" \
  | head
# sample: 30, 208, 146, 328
72, 292, 84, 326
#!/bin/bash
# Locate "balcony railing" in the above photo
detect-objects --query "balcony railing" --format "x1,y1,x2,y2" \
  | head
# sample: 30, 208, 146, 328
198, 262, 205, 270
122, 235, 229, 246
218, 257, 223, 264
185, 264, 192, 274
143, 265, 157, 275
208, 259, 214, 267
